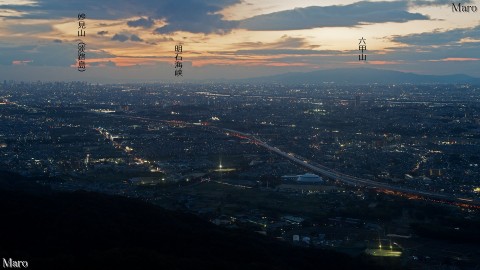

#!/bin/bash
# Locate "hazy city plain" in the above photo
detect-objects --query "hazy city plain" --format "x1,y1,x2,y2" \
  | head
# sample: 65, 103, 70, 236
1, 81, 479, 269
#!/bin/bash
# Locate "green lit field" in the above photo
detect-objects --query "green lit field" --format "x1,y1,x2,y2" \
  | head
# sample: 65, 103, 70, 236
365, 248, 402, 257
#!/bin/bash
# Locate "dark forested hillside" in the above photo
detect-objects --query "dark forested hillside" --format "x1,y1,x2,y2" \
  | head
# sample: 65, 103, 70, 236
0, 172, 381, 270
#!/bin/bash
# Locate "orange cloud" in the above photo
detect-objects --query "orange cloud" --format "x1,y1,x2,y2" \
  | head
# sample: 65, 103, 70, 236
426, 58, 480, 62
367, 60, 403, 65
12, 60, 33, 65
69, 57, 171, 67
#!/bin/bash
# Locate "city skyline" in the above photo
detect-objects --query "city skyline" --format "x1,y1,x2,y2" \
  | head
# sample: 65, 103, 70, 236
0, 0, 479, 82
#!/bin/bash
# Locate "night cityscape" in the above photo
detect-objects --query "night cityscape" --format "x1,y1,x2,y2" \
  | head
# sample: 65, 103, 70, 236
1, 80, 480, 269
1, 0, 480, 269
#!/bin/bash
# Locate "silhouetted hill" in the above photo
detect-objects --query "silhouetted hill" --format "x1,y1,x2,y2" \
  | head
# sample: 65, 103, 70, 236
243, 68, 480, 84
0, 172, 382, 270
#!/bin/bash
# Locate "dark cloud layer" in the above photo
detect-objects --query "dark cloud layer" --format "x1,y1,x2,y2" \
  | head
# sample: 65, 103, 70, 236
127, 17, 155, 28
0, 0, 240, 34
240, 1, 429, 31
130, 34, 143, 42
111, 34, 129, 42
391, 25, 480, 45
153, 0, 239, 34
1, 0, 478, 79
111, 33, 145, 42
0, 1, 471, 35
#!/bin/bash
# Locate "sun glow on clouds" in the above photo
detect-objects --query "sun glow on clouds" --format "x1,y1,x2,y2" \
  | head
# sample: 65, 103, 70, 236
427, 58, 480, 62
459, 38, 480, 43
12, 60, 33, 65
47, 17, 176, 64
0, 0, 37, 5
0, 0, 480, 80
0, 0, 37, 16
0, 9, 29, 17
221, 0, 362, 20
87, 57, 171, 67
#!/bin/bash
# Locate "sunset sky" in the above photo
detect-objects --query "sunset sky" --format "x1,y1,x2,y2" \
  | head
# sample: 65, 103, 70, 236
0, 0, 479, 82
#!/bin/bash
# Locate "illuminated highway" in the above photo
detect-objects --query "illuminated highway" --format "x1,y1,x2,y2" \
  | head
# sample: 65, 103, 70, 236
223, 128, 480, 208
96, 112, 480, 209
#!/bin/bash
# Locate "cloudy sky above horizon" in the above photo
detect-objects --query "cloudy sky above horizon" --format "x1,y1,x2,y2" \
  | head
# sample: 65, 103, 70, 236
0, 0, 479, 82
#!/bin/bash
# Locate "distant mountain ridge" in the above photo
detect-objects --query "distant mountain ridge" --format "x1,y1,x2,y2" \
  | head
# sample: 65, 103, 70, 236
241, 68, 480, 84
